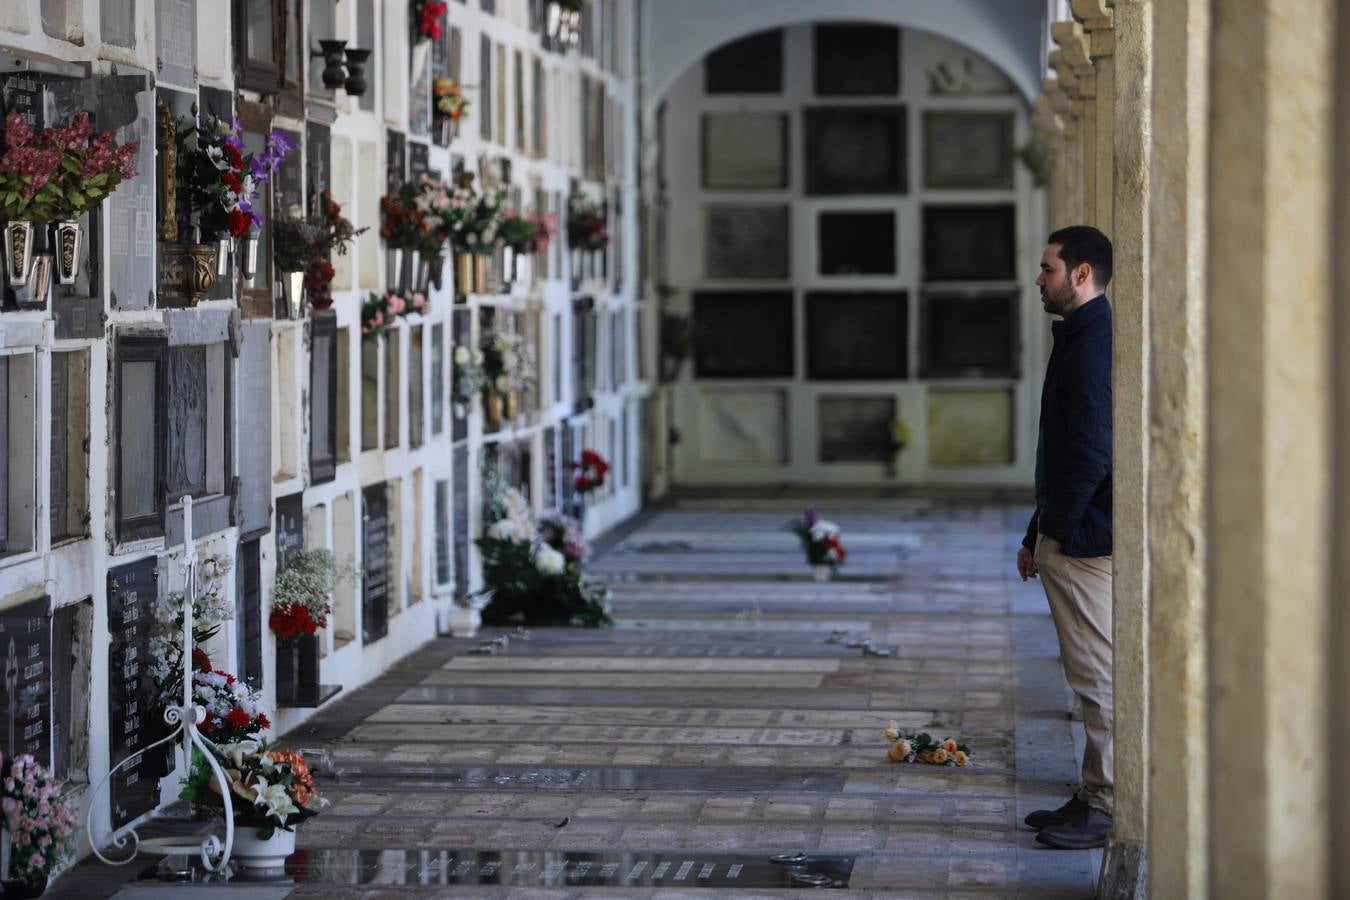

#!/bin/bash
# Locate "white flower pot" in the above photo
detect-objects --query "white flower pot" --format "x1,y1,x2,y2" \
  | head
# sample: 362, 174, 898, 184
447, 604, 481, 637
231, 826, 296, 872
812, 565, 833, 582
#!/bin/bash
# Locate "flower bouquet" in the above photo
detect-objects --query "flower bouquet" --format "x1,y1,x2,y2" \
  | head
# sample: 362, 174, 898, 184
270, 549, 342, 639
433, 78, 469, 143
0, 754, 78, 894
882, 723, 972, 767
0, 111, 139, 286
569, 449, 610, 496
479, 328, 535, 422
566, 193, 608, 253
414, 0, 449, 43
451, 342, 486, 419
191, 658, 271, 745
497, 209, 555, 282
177, 114, 291, 241
787, 508, 847, 579
361, 290, 429, 339
179, 741, 328, 869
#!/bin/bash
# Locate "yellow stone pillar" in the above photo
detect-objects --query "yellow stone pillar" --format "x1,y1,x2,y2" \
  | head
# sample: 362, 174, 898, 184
1073, 0, 1116, 234
1051, 30, 1097, 226
1207, 1, 1333, 897
1045, 74, 1082, 226
1144, 0, 1209, 895
1096, 2, 1148, 894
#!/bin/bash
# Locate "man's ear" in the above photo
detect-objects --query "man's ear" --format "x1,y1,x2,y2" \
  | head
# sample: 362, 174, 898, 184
1075, 263, 1091, 287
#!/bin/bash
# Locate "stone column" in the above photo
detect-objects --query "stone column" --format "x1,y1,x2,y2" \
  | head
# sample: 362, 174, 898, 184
1045, 75, 1082, 226
1051, 31, 1096, 226
1073, 0, 1116, 234
1207, 1, 1334, 897
1095, 2, 1148, 896
1143, 0, 1209, 895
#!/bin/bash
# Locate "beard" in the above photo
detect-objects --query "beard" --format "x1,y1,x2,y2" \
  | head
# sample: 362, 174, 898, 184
1040, 282, 1076, 316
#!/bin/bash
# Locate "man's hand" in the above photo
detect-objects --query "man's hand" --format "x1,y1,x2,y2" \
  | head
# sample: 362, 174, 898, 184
1017, 546, 1038, 581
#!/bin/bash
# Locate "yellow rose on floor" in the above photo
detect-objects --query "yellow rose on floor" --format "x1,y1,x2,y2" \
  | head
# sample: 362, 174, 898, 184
886, 740, 912, 762
883, 723, 900, 742
942, 739, 958, 753
930, 748, 949, 765
953, 750, 969, 767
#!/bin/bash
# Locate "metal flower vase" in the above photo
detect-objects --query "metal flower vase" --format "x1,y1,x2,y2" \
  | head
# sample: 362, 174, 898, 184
3, 219, 35, 288
473, 254, 489, 295
50, 219, 81, 286
454, 251, 473, 296
404, 249, 420, 294
159, 242, 220, 306
385, 247, 404, 292
216, 237, 232, 276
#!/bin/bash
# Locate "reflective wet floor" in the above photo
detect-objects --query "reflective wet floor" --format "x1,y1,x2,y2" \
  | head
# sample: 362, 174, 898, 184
67, 498, 1099, 899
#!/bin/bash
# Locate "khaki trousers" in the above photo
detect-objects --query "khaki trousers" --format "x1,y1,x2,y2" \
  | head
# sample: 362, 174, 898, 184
1034, 533, 1114, 815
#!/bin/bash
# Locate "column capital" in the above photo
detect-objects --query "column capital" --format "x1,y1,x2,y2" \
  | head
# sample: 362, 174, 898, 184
1070, 0, 1114, 30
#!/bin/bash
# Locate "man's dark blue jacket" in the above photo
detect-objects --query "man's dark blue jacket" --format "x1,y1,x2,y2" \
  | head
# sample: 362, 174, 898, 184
1023, 294, 1113, 558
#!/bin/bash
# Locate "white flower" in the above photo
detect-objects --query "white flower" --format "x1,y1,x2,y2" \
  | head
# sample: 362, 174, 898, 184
494, 374, 511, 393
533, 545, 566, 575
453, 345, 470, 365
221, 740, 261, 769
487, 519, 524, 541
883, 722, 900, 742
809, 521, 840, 542
251, 780, 299, 822
472, 350, 484, 366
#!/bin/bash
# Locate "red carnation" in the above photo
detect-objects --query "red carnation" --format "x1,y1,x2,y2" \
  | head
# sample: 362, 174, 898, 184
226, 707, 251, 729
224, 144, 244, 169
192, 647, 212, 672
222, 170, 242, 194
227, 207, 251, 237
257, 714, 271, 730
575, 475, 592, 492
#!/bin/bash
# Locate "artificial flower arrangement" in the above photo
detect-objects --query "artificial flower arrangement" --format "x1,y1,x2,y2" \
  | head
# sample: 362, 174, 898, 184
474, 475, 612, 627
496, 209, 555, 257
149, 554, 235, 705
479, 327, 536, 398
176, 115, 292, 239
361, 290, 430, 338
272, 192, 366, 308
451, 342, 486, 419
882, 723, 972, 767
570, 449, 610, 496
787, 508, 847, 571
190, 652, 271, 744
379, 184, 434, 252
413, 0, 449, 42
269, 548, 358, 640
566, 193, 608, 253
433, 78, 469, 122
434, 172, 503, 256
180, 740, 328, 841
0, 753, 78, 891
0, 111, 138, 221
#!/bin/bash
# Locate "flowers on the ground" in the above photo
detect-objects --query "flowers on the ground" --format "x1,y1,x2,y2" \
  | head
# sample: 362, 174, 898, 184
475, 476, 611, 627
787, 508, 847, 569
570, 449, 610, 496
0, 754, 78, 884
0, 111, 138, 220
270, 548, 357, 639
566, 193, 608, 252
414, 0, 449, 42
434, 77, 469, 121
882, 724, 972, 767
181, 741, 328, 840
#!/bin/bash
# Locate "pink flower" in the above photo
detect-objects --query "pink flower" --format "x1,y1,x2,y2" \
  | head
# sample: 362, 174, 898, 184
372, 311, 384, 327
4, 112, 32, 149
387, 295, 406, 315
412, 292, 426, 309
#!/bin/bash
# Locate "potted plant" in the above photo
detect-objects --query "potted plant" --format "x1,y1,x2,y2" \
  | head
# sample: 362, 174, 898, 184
433, 77, 469, 144
0, 111, 138, 288
0, 753, 79, 897
179, 741, 328, 872
787, 508, 847, 580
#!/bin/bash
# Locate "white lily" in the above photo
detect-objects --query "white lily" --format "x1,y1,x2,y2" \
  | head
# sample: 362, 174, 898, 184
251, 780, 300, 822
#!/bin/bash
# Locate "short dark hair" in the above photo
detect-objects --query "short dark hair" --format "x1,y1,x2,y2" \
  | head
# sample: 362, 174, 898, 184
1047, 225, 1113, 289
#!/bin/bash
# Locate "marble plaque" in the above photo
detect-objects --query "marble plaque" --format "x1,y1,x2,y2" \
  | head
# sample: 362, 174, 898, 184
814, 24, 900, 96
818, 211, 895, 275
434, 480, 451, 586
165, 346, 207, 500
155, 0, 197, 90
236, 322, 273, 537
104, 71, 155, 310
925, 34, 1015, 96
0, 597, 52, 766
805, 106, 905, 195
693, 291, 794, 378
274, 127, 304, 219
704, 29, 783, 94
306, 121, 332, 209
922, 205, 1017, 281
698, 389, 788, 464
806, 292, 908, 380
923, 111, 1015, 189
430, 323, 445, 436
920, 290, 1019, 377
927, 388, 1015, 465
818, 395, 897, 462
704, 206, 790, 280
701, 113, 788, 190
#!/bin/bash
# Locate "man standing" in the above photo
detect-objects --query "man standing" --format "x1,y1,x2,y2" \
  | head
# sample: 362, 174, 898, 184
1018, 226, 1115, 850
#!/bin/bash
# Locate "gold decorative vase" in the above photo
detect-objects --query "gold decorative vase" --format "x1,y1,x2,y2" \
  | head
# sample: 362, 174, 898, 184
484, 389, 503, 428
159, 242, 220, 306
455, 251, 474, 297
473, 254, 488, 295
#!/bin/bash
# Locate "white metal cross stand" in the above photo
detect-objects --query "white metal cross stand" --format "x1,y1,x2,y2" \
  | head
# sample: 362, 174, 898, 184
86, 496, 237, 872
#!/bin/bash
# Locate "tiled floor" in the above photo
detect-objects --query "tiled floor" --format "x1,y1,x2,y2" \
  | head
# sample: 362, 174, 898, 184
69, 498, 1100, 898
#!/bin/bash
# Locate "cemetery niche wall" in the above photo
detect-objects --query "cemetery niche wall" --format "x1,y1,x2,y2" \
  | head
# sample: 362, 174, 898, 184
661, 22, 1039, 486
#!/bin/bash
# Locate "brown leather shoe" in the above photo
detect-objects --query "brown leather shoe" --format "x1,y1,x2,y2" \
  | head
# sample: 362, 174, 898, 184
1023, 795, 1088, 831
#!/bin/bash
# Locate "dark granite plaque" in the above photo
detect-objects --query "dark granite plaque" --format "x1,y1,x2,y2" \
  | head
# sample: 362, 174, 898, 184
236, 322, 272, 537
310, 313, 339, 483
306, 122, 332, 211
920, 290, 1019, 377
236, 539, 264, 689
275, 492, 304, 569
542, 426, 558, 511
818, 211, 895, 275
434, 480, 451, 586
806, 292, 908, 380
818, 395, 897, 462
107, 558, 158, 829
693, 292, 794, 378
274, 127, 304, 219
452, 447, 469, 598
923, 111, 1015, 190
705, 206, 790, 280
705, 29, 783, 94
431, 323, 445, 436
0, 597, 51, 767
409, 141, 430, 178
387, 129, 407, 194
922, 205, 1016, 281
814, 24, 900, 96
804, 107, 905, 195
362, 483, 390, 643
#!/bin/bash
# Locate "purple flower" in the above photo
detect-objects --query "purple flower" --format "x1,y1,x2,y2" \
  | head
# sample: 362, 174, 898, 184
804, 507, 817, 528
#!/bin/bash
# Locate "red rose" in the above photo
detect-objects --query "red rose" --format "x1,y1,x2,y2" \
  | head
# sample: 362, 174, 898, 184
222, 171, 242, 193
227, 207, 251, 237
192, 648, 212, 673
575, 475, 592, 492
201, 711, 214, 732
224, 145, 244, 169
226, 707, 251, 729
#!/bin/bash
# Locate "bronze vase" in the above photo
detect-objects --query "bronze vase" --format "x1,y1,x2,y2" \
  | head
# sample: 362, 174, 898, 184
484, 389, 503, 428
473, 254, 488, 295
159, 242, 220, 306
455, 251, 474, 296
